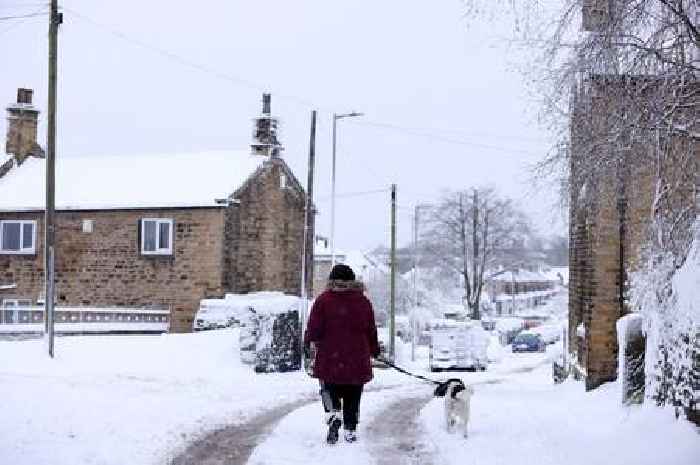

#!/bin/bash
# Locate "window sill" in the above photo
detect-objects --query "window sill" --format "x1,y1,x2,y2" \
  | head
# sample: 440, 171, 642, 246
0, 250, 36, 255
141, 251, 173, 256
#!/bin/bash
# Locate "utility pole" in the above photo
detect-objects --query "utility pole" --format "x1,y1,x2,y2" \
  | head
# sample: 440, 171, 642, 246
45, 0, 61, 358
472, 189, 479, 320
299, 110, 316, 370
389, 184, 397, 360
303, 111, 316, 299
330, 114, 337, 266
411, 204, 419, 362
511, 268, 516, 315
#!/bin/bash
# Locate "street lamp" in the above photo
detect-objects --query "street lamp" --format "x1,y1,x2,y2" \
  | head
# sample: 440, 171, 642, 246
330, 111, 363, 266
411, 203, 431, 361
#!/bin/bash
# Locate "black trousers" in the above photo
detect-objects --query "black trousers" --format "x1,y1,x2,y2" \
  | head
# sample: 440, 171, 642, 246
320, 382, 364, 430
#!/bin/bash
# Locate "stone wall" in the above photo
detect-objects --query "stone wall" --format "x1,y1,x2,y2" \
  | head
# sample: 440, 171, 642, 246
0, 208, 226, 332
569, 76, 698, 390
225, 159, 306, 296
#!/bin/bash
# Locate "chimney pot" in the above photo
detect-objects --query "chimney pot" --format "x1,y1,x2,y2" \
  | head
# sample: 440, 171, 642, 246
262, 93, 271, 115
17, 88, 33, 105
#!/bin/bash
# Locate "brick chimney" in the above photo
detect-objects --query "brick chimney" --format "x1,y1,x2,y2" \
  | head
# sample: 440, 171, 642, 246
5, 88, 44, 164
251, 93, 283, 158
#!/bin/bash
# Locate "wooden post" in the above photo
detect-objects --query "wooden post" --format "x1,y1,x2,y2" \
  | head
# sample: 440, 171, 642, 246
300, 110, 316, 370
390, 184, 397, 359
304, 111, 316, 298
45, 0, 61, 358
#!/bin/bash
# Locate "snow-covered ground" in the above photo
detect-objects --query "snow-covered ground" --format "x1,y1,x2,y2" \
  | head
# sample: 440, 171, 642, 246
420, 363, 700, 465
0, 330, 310, 464
1, 292, 697, 465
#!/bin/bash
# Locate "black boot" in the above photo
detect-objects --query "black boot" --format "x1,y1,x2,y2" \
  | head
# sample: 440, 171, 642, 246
326, 413, 342, 445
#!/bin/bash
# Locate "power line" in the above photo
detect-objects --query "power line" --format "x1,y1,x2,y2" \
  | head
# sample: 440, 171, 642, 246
348, 120, 542, 156
63, 6, 323, 111
0, 6, 46, 36
316, 188, 389, 201
0, 2, 47, 8
57, 6, 547, 159
0, 11, 47, 21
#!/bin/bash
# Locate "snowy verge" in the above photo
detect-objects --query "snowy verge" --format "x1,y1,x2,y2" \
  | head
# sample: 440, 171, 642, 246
0, 329, 407, 465
420, 364, 700, 465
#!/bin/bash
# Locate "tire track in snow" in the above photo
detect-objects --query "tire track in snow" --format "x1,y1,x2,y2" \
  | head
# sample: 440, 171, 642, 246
170, 353, 552, 464
366, 394, 437, 465
168, 385, 396, 465
169, 395, 315, 465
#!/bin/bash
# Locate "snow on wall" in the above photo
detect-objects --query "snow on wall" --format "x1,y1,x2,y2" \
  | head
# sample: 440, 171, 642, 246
630, 219, 699, 416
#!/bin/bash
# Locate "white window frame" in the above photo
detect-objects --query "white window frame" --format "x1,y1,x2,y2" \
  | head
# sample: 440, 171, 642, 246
141, 218, 174, 256
0, 220, 37, 255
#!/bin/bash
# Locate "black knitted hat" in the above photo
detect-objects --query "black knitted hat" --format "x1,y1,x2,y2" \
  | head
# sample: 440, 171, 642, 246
329, 264, 356, 281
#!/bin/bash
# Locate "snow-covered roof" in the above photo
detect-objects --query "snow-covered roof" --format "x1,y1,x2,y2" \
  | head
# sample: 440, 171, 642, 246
314, 239, 346, 261
0, 151, 267, 211
343, 250, 388, 277
542, 266, 569, 284
313, 243, 388, 278
488, 269, 556, 283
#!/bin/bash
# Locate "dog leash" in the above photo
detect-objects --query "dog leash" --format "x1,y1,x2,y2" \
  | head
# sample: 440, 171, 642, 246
377, 357, 442, 386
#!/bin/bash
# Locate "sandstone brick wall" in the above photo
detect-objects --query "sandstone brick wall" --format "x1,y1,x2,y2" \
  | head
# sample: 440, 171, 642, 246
586, 170, 623, 389
225, 158, 306, 296
0, 157, 308, 333
0, 208, 226, 332
569, 77, 698, 390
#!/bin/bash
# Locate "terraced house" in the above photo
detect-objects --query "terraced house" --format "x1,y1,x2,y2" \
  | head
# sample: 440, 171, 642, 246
0, 89, 307, 332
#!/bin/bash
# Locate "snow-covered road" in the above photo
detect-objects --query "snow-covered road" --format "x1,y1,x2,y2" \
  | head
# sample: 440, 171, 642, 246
241, 358, 699, 465
2, 318, 698, 465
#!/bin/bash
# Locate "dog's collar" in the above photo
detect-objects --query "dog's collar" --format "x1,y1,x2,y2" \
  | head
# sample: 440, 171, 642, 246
450, 384, 466, 398
434, 378, 466, 397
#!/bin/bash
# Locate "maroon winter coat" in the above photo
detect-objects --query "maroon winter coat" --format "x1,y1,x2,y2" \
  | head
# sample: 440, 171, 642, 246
304, 281, 380, 385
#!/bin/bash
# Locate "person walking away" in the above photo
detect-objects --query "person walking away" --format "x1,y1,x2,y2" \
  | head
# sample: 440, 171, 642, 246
303, 264, 380, 444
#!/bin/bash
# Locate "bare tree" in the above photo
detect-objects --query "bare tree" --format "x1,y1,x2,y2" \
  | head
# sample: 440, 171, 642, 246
421, 188, 532, 319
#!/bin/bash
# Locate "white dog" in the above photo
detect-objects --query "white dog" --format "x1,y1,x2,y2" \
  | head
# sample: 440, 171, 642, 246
443, 380, 474, 438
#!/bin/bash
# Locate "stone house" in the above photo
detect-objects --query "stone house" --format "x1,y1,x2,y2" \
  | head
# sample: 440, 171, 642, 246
484, 269, 558, 316
0, 89, 307, 332
568, 75, 698, 390
311, 236, 344, 297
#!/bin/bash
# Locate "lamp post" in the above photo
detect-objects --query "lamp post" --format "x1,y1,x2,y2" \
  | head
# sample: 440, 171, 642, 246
411, 203, 431, 361
330, 111, 363, 266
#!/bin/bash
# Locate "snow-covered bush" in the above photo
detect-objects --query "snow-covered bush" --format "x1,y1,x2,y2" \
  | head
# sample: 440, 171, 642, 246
630, 220, 699, 420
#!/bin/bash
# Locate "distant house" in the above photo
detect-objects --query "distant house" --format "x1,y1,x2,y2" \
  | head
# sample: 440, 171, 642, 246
0, 90, 307, 332
484, 268, 559, 316
312, 236, 345, 297
312, 236, 387, 298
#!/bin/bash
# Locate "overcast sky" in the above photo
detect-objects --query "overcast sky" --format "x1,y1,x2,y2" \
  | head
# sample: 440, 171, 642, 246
0, 0, 565, 251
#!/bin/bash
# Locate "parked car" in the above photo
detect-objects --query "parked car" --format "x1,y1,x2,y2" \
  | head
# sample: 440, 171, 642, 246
511, 331, 546, 353
194, 299, 242, 331
429, 320, 489, 372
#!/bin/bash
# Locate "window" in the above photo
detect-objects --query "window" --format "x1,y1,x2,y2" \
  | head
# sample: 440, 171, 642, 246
0, 220, 36, 254
82, 219, 95, 233
141, 218, 173, 255
2, 299, 32, 308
